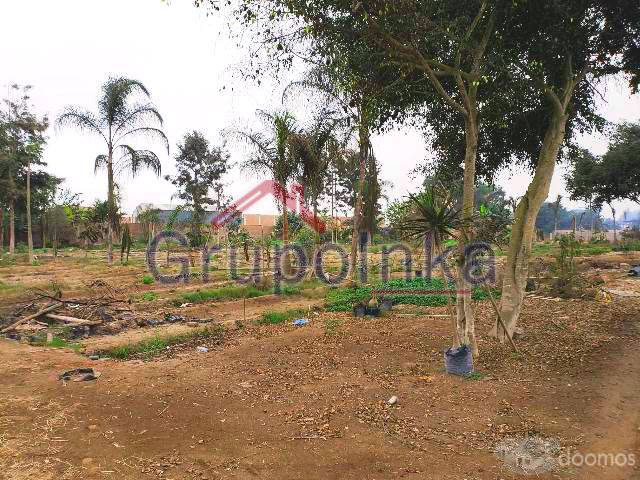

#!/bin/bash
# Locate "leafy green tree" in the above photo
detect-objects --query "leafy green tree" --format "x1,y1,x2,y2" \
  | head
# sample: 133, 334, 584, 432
57, 77, 168, 265
566, 122, 640, 242
137, 207, 161, 245
273, 211, 304, 239
165, 131, 230, 247
1, 85, 49, 263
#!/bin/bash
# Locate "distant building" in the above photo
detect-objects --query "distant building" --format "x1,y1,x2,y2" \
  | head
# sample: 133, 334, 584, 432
131, 203, 277, 238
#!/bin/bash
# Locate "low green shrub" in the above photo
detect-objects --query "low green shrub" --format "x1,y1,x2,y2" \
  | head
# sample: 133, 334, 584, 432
181, 285, 268, 304
142, 274, 155, 285
140, 292, 158, 302
101, 324, 225, 359
325, 277, 500, 311
259, 309, 307, 325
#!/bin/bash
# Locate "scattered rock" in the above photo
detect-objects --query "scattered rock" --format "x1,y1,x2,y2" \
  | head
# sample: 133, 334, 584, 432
387, 396, 398, 406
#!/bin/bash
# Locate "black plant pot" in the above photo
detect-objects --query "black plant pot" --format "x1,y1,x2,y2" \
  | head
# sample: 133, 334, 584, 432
380, 298, 393, 312
365, 306, 381, 317
353, 304, 366, 317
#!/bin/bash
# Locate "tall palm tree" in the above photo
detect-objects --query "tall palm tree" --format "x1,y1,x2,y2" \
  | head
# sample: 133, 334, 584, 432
284, 65, 375, 280
288, 114, 339, 241
231, 110, 299, 245
57, 77, 168, 264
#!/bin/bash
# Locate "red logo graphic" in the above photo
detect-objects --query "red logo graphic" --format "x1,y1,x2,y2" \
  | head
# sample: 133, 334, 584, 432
211, 180, 326, 233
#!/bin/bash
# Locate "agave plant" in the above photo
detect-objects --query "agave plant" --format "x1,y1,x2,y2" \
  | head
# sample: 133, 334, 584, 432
398, 183, 465, 250
57, 77, 168, 264
397, 183, 466, 347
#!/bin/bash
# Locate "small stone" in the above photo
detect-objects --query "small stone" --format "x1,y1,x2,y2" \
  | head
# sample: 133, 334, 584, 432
88, 424, 98, 431
82, 458, 94, 466
89, 355, 100, 361
387, 396, 398, 405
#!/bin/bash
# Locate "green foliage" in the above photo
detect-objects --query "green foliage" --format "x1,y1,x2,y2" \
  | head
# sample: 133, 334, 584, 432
142, 274, 155, 285
30, 335, 82, 352
566, 123, 640, 211
259, 308, 307, 325
553, 235, 580, 296
165, 131, 230, 248
120, 223, 133, 263
180, 285, 268, 304
56, 77, 168, 259
274, 211, 304, 239
326, 277, 499, 312
397, 183, 463, 247
140, 292, 158, 302
102, 324, 225, 360
324, 318, 342, 336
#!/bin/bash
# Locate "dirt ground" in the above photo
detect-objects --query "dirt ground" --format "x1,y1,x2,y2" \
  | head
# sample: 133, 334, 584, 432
1, 250, 639, 479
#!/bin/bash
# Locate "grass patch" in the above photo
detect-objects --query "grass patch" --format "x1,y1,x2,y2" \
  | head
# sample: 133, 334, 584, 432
31, 335, 82, 352
581, 245, 613, 256
139, 292, 158, 302
180, 285, 269, 304
326, 277, 500, 312
324, 318, 342, 336
100, 324, 225, 360
464, 371, 484, 381
179, 279, 323, 305
0, 280, 25, 294
259, 308, 307, 325
142, 274, 155, 285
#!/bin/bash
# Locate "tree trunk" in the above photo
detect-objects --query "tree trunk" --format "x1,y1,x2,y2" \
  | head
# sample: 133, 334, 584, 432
0, 208, 4, 255
9, 199, 15, 255
492, 109, 569, 341
106, 151, 115, 265
26, 162, 34, 264
281, 189, 292, 275
282, 190, 289, 244
350, 123, 368, 280
457, 113, 479, 356
611, 205, 617, 244
41, 215, 47, 249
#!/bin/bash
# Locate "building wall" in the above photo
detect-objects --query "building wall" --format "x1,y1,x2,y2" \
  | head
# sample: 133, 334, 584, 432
242, 214, 277, 227
552, 230, 617, 242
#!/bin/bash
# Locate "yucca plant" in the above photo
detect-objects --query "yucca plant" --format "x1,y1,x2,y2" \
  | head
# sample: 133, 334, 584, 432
398, 183, 466, 348
57, 77, 168, 265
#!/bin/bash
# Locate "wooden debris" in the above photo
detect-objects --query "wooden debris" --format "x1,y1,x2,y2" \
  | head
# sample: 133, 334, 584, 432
45, 314, 102, 326
1, 303, 62, 333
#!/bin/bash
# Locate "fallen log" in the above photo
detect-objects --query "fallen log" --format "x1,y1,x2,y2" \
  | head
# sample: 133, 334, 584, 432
45, 314, 102, 326
1, 303, 62, 333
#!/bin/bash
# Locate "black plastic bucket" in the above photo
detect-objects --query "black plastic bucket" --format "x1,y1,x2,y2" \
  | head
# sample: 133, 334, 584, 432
444, 345, 474, 376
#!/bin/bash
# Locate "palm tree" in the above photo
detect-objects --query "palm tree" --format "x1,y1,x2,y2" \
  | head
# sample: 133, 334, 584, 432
288, 114, 339, 241
284, 65, 375, 280
231, 110, 299, 245
56, 77, 168, 264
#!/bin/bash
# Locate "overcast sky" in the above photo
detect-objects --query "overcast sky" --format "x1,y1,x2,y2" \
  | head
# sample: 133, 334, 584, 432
2, 0, 639, 218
